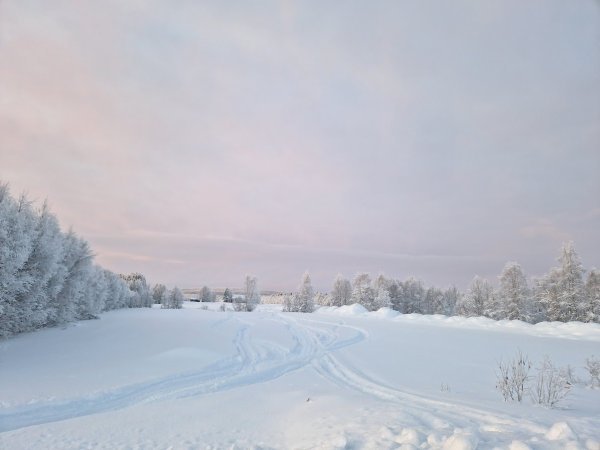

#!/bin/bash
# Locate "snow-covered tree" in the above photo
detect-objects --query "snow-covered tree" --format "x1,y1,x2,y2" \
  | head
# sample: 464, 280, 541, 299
585, 269, 600, 323
424, 286, 444, 315
19, 202, 65, 327
168, 287, 185, 309
373, 274, 390, 293
535, 242, 586, 322
351, 273, 376, 311
0, 183, 147, 337
557, 242, 586, 321
455, 276, 494, 318
496, 262, 530, 321
200, 286, 213, 302
223, 288, 233, 303
388, 280, 402, 311
152, 284, 167, 305
284, 271, 315, 313
235, 275, 259, 311
441, 285, 460, 316
330, 274, 352, 307
314, 292, 330, 306
0, 189, 36, 335
374, 287, 392, 310
121, 273, 153, 308
399, 277, 425, 314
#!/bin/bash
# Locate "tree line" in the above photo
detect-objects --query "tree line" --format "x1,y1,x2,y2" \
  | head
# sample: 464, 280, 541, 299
283, 243, 599, 323
0, 184, 156, 338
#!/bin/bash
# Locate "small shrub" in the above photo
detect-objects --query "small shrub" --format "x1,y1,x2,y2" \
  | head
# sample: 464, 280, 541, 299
219, 303, 227, 312
496, 350, 531, 402
584, 356, 600, 388
530, 356, 571, 408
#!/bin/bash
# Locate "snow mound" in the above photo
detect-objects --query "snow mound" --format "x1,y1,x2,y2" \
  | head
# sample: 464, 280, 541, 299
394, 427, 421, 446
545, 422, 575, 441
585, 439, 600, 450
371, 307, 400, 319
442, 431, 478, 450
509, 441, 532, 450
336, 304, 368, 315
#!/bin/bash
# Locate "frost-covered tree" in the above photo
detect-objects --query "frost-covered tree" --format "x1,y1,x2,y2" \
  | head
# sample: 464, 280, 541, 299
496, 262, 530, 321
373, 274, 390, 294
557, 242, 586, 321
388, 280, 402, 311
535, 242, 586, 322
330, 274, 352, 307
455, 276, 494, 318
0, 190, 36, 335
0, 183, 143, 337
351, 273, 376, 311
52, 231, 95, 323
284, 271, 315, 312
314, 292, 330, 306
152, 284, 167, 305
235, 275, 259, 311
200, 286, 213, 302
399, 277, 425, 314
121, 273, 153, 308
103, 270, 131, 311
223, 288, 233, 303
374, 287, 392, 310
168, 287, 185, 309
20, 202, 65, 328
424, 286, 444, 315
585, 270, 600, 323
441, 285, 460, 316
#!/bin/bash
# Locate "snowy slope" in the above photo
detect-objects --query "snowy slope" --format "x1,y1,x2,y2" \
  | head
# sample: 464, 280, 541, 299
1, 303, 599, 449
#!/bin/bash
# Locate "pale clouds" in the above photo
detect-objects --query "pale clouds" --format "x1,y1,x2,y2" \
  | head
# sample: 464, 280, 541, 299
1, 1, 599, 290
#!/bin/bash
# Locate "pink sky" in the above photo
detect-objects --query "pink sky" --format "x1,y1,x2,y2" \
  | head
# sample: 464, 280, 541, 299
1, 1, 599, 290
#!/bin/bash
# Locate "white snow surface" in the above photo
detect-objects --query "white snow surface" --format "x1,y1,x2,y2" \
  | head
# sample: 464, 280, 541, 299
1, 302, 599, 449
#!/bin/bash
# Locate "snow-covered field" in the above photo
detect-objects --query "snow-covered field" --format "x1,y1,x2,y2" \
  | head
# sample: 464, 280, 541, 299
1, 302, 599, 450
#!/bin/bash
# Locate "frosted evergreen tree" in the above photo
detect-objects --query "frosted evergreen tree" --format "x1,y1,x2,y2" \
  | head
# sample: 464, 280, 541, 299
585, 270, 600, 323
17, 201, 65, 329
0, 183, 142, 337
557, 242, 586, 321
330, 274, 352, 307
456, 276, 493, 317
84, 265, 109, 318
536, 242, 585, 322
53, 230, 94, 323
497, 262, 530, 321
286, 271, 315, 312
351, 273, 376, 311
0, 187, 34, 335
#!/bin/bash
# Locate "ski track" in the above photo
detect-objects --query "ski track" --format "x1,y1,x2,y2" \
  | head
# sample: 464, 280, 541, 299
0, 312, 362, 433
1, 311, 597, 448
